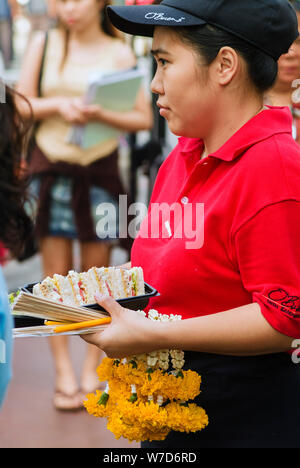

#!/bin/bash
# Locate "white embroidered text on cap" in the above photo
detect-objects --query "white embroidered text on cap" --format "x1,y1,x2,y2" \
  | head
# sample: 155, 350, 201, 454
145, 12, 185, 23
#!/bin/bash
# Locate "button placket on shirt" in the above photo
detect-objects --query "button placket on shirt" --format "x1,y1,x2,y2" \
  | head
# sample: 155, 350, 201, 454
181, 196, 189, 205
171, 158, 212, 241
178, 158, 212, 206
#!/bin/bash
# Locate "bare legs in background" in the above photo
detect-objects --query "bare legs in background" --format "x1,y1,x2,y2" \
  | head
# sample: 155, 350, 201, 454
0, 19, 13, 68
40, 236, 110, 410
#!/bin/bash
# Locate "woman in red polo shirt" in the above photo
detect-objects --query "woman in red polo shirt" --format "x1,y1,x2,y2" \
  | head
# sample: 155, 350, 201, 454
83, 0, 300, 448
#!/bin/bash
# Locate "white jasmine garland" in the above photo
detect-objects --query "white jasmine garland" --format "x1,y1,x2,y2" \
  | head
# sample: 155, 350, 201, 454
170, 349, 185, 371
157, 395, 164, 406
84, 309, 208, 443
132, 354, 147, 364
147, 355, 158, 367
139, 309, 186, 372
160, 314, 170, 322
125, 310, 186, 376
170, 314, 182, 321
158, 350, 169, 370
148, 309, 159, 320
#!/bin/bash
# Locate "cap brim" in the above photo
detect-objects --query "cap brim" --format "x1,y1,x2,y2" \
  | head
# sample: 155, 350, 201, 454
107, 5, 206, 37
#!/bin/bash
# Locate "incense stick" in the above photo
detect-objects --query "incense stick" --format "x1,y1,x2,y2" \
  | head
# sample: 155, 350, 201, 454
12, 291, 108, 323
53, 317, 112, 333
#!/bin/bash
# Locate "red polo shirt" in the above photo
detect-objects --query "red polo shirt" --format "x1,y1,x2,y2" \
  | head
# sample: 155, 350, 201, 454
131, 107, 300, 338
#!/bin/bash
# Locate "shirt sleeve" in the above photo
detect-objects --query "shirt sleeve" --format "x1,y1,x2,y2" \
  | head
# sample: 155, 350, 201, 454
233, 200, 300, 338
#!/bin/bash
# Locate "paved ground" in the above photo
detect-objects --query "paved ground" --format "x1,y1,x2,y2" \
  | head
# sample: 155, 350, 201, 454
0, 250, 139, 448
0, 334, 138, 448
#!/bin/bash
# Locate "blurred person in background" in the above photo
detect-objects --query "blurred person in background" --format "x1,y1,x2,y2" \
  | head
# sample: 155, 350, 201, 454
26, 0, 57, 34
0, 244, 8, 266
265, 0, 300, 143
0, 86, 32, 408
0, 0, 18, 68
17, 0, 153, 411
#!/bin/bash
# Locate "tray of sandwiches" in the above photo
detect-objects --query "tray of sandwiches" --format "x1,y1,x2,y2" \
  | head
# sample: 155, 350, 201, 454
12, 266, 159, 337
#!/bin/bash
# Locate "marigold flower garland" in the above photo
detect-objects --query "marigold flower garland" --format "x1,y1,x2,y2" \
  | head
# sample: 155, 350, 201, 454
84, 310, 209, 442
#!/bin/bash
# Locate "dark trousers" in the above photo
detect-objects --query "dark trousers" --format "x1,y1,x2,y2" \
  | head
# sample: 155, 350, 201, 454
142, 351, 300, 448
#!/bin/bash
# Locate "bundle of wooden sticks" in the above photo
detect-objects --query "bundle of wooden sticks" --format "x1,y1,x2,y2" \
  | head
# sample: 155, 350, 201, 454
12, 292, 111, 337
11, 266, 145, 338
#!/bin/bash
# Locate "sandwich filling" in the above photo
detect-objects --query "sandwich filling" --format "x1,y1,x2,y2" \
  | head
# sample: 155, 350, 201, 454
32, 266, 145, 306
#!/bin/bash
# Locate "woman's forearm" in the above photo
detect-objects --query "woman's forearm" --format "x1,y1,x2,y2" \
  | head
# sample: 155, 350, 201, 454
155, 302, 295, 356
83, 298, 297, 359
17, 95, 61, 121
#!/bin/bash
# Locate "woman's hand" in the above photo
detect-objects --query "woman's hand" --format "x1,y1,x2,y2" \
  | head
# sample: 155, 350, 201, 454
57, 97, 89, 125
81, 295, 161, 359
57, 98, 106, 124
80, 104, 105, 122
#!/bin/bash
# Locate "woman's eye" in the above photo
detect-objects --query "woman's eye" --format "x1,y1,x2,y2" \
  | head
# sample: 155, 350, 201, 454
158, 58, 168, 66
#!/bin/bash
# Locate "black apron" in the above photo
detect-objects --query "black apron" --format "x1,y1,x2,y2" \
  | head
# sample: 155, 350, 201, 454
141, 351, 300, 448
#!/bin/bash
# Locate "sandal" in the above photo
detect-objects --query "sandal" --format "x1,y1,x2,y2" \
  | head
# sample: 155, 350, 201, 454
53, 389, 84, 411
80, 374, 105, 396
79, 383, 106, 401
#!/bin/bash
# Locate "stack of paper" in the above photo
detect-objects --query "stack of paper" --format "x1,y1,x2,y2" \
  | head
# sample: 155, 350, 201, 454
13, 324, 109, 338
67, 67, 145, 149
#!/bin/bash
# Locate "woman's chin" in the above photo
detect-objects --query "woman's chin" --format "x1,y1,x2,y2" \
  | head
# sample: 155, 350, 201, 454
168, 124, 203, 139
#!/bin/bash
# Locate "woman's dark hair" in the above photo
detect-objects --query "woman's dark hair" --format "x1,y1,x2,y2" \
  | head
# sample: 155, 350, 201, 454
175, 24, 278, 94
0, 86, 33, 260
100, 0, 121, 37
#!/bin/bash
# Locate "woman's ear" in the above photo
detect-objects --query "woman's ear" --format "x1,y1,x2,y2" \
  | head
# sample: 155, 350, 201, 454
98, 0, 106, 11
215, 46, 239, 86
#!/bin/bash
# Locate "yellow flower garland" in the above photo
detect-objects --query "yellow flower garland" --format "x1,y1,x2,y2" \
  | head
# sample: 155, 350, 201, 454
83, 310, 209, 442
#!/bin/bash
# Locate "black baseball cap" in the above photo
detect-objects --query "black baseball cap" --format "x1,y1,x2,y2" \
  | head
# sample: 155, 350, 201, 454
107, 0, 299, 60
290, 0, 300, 12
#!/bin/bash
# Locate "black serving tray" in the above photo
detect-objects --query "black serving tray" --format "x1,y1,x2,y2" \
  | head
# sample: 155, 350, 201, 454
13, 315, 45, 328
13, 282, 159, 329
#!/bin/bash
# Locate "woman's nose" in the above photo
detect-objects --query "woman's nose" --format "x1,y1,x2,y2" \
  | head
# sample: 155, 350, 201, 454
287, 45, 297, 58
151, 70, 164, 96
64, 0, 76, 12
